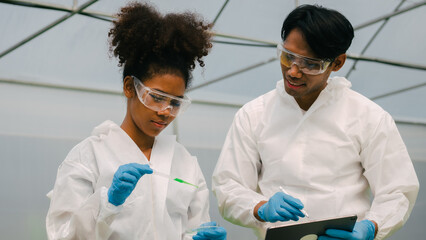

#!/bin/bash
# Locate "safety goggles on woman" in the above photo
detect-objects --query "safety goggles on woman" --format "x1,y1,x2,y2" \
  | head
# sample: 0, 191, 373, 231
133, 76, 191, 117
277, 43, 333, 75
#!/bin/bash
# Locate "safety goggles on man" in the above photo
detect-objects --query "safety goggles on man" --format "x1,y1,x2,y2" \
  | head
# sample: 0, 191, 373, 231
133, 76, 191, 117
277, 43, 333, 75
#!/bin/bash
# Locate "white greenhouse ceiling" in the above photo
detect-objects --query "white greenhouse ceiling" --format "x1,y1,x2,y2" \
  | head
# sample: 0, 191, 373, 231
0, 0, 425, 133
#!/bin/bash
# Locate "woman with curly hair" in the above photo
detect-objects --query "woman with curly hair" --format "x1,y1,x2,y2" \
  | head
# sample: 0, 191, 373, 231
46, 2, 226, 240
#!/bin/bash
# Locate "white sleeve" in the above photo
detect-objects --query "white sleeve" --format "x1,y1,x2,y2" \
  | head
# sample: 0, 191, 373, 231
361, 113, 419, 240
212, 108, 267, 229
46, 148, 121, 240
183, 158, 210, 240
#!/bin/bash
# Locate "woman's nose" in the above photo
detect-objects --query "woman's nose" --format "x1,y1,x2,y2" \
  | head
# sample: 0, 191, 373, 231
157, 105, 174, 117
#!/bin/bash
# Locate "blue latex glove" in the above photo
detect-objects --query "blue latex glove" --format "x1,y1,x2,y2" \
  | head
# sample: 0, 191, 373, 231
318, 219, 376, 240
192, 221, 227, 240
108, 163, 153, 206
258, 192, 305, 222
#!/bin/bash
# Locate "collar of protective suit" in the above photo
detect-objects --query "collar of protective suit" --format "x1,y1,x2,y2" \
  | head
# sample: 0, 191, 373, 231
275, 76, 352, 122
92, 120, 176, 225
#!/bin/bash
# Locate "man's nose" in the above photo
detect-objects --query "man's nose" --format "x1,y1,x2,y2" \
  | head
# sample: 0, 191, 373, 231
287, 62, 303, 78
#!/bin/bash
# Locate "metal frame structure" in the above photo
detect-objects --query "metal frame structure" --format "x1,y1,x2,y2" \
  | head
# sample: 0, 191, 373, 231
1, 0, 425, 70
1, 0, 426, 131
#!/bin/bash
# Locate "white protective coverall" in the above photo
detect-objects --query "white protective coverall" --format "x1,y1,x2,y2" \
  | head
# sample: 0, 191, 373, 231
212, 77, 419, 240
46, 120, 210, 240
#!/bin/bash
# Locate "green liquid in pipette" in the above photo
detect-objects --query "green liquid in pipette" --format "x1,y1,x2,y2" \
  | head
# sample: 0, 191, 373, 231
151, 169, 198, 188
173, 178, 198, 188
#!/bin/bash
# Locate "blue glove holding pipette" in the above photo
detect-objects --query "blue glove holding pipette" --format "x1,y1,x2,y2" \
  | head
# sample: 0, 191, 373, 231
318, 219, 376, 240
108, 163, 153, 206
258, 191, 306, 222
192, 222, 227, 240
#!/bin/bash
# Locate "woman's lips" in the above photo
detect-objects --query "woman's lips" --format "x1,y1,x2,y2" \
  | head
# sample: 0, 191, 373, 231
151, 120, 167, 128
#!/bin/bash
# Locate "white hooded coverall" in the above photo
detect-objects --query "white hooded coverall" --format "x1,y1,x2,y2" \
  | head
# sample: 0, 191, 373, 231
46, 120, 210, 240
212, 77, 419, 240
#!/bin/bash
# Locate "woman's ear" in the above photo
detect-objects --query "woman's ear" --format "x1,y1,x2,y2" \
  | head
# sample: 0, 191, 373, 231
331, 53, 347, 72
123, 76, 135, 98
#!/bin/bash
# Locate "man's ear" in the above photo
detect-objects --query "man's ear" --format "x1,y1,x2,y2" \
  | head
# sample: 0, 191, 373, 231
331, 53, 347, 72
123, 76, 135, 98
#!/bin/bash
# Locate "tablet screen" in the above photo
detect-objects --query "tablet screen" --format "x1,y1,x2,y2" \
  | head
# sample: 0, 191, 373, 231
264, 215, 357, 240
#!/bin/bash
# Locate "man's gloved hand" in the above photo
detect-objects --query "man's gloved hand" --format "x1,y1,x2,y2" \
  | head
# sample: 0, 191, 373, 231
318, 219, 376, 240
192, 221, 227, 240
258, 192, 305, 222
107, 163, 153, 206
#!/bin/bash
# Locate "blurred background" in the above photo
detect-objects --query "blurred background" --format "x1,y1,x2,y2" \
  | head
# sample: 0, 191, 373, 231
0, 0, 425, 239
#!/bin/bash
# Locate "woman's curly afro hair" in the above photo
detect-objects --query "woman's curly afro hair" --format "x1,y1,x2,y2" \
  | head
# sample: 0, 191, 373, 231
108, 2, 212, 88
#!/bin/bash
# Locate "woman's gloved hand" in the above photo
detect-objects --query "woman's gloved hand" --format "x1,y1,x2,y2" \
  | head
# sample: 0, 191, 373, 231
258, 192, 305, 222
107, 163, 153, 206
318, 219, 376, 240
192, 222, 227, 240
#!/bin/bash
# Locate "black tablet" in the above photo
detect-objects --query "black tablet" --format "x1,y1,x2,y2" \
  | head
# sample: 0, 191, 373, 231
264, 215, 357, 240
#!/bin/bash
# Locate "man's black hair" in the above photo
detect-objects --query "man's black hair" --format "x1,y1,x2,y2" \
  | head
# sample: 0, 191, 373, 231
281, 4, 354, 60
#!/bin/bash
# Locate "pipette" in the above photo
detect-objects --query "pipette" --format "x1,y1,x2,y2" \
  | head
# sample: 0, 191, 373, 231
279, 186, 309, 218
152, 169, 198, 188
186, 224, 220, 234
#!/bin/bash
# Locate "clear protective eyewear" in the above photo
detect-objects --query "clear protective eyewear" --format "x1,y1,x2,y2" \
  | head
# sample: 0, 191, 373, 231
133, 76, 191, 117
277, 43, 332, 75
